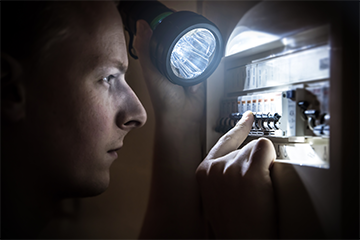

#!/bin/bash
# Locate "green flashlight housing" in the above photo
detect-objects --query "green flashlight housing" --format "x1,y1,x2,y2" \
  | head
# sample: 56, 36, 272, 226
118, 1, 224, 86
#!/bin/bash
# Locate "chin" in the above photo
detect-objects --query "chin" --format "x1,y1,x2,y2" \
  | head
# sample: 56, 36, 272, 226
80, 183, 109, 198
84, 176, 111, 197
59, 172, 111, 198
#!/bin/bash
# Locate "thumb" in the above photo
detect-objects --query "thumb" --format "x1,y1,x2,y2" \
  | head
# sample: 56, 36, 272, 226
248, 137, 276, 173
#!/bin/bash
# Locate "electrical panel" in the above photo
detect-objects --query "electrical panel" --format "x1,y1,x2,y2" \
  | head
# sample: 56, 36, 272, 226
208, 25, 330, 168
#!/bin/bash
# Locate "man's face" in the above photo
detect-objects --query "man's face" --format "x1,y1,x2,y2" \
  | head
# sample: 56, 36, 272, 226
22, 2, 147, 198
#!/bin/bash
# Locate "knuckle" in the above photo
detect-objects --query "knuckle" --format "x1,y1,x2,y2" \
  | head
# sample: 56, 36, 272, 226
219, 134, 233, 144
207, 160, 225, 178
195, 162, 208, 178
255, 138, 275, 152
223, 162, 238, 173
223, 161, 243, 178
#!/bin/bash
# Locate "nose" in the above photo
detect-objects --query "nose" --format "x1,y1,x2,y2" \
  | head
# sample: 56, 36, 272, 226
116, 84, 147, 131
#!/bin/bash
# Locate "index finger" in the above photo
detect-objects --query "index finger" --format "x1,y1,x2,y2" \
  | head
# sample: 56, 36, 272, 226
206, 111, 254, 160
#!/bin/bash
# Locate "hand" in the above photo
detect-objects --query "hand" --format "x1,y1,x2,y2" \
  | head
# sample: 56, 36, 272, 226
133, 20, 205, 124
196, 111, 278, 238
135, 20, 206, 238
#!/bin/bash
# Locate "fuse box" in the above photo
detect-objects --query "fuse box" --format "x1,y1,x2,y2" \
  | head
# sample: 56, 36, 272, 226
207, 25, 330, 168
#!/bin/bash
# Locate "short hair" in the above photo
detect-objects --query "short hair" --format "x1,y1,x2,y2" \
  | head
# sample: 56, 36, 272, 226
2, 1, 120, 68
2, 2, 72, 63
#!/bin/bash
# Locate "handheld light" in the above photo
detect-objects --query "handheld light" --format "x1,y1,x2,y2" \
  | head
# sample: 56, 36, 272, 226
118, 1, 224, 86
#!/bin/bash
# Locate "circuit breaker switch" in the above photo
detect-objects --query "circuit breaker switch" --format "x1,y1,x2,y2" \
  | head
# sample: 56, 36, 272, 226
269, 113, 281, 130
255, 113, 263, 129
274, 121, 281, 130
268, 121, 275, 130
263, 120, 271, 130
260, 113, 269, 130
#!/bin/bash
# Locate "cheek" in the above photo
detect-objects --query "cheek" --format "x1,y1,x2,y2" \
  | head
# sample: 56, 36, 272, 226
78, 95, 114, 141
66, 85, 116, 149
26, 79, 115, 158
26, 83, 116, 191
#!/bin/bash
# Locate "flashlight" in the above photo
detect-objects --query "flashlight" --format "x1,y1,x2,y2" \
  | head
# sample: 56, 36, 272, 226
118, 1, 224, 86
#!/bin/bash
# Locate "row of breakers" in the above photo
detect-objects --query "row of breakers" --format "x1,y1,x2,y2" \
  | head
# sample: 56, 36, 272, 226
218, 87, 329, 137
216, 112, 282, 136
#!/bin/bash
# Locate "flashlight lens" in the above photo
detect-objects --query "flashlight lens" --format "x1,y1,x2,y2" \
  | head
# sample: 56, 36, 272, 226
170, 28, 216, 79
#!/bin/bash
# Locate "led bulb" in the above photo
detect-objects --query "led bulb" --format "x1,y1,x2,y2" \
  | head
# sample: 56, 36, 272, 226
170, 28, 216, 79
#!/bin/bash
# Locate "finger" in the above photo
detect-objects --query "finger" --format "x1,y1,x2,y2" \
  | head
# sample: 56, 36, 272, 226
248, 137, 276, 174
224, 138, 275, 177
206, 111, 254, 160
133, 20, 152, 63
202, 140, 256, 174
197, 150, 239, 176
133, 20, 169, 89
223, 140, 258, 175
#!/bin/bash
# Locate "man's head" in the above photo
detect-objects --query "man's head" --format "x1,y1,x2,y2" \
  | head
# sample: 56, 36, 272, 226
2, 1, 147, 198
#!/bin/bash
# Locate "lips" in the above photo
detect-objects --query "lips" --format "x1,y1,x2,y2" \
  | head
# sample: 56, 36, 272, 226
109, 147, 122, 152
107, 146, 122, 159
107, 150, 119, 159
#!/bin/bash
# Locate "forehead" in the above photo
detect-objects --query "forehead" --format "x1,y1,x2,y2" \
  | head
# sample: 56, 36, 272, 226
44, 2, 128, 75
74, 2, 128, 67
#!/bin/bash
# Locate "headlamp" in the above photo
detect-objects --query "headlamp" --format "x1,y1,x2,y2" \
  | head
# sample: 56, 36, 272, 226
118, 1, 224, 86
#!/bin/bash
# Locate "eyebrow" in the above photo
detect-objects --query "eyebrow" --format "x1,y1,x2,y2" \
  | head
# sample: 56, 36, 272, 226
93, 59, 128, 76
87, 52, 130, 79
114, 60, 128, 74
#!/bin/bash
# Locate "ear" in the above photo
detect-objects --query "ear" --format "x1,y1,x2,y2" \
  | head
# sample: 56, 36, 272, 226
1, 53, 26, 122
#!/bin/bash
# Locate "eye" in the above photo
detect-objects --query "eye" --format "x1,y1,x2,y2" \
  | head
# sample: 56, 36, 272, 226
102, 74, 116, 84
